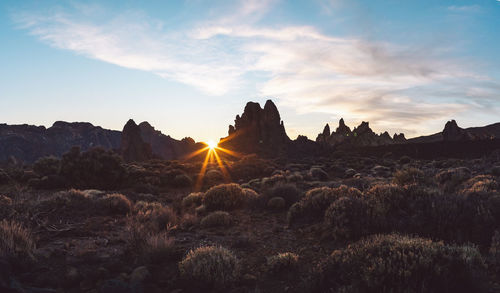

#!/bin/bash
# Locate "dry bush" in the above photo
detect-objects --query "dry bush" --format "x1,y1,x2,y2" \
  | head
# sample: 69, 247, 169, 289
182, 192, 203, 208
60, 147, 125, 189
140, 232, 176, 264
134, 201, 176, 231
173, 173, 193, 187
98, 193, 132, 215
460, 175, 499, 196
179, 213, 199, 230
265, 183, 302, 207
202, 183, 247, 211
393, 168, 425, 186
309, 167, 328, 181
324, 196, 369, 241
179, 246, 240, 289
43, 189, 95, 212
0, 195, 13, 220
200, 211, 232, 228
230, 154, 273, 181
33, 156, 60, 177
287, 185, 361, 225
0, 220, 35, 262
267, 197, 286, 210
435, 167, 471, 192
267, 252, 299, 274
315, 234, 487, 293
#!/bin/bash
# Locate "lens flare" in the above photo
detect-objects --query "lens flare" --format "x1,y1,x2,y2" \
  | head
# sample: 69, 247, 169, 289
207, 140, 217, 149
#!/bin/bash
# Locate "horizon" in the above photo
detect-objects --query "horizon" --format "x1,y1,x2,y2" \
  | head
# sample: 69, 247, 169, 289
1, 0, 500, 142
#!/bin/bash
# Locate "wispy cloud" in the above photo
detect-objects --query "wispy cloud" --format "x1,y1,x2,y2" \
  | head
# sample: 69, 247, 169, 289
11, 0, 499, 136
447, 5, 481, 12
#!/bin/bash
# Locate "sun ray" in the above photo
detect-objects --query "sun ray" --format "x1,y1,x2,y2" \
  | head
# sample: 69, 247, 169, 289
183, 146, 210, 160
212, 147, 232, 182
194, 148, 211, 191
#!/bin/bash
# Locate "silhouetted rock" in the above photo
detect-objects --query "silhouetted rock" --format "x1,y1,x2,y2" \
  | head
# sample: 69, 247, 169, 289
393, 133, 406, 143
220, 100, 290, 156
138, 122, 197, 160
442, 120, 473, 142
316, 124, 331, 144
336, 118, 351, 135
121, 119, 152, 162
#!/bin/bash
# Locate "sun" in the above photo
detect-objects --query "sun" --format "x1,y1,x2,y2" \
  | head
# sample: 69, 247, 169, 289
207, 140, 217, 150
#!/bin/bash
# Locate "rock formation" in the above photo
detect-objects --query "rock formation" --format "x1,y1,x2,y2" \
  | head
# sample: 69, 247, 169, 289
316, 119, 405, 148
121, 119, 152, 162
219, 100, 290, 156
442, 120, 474, 142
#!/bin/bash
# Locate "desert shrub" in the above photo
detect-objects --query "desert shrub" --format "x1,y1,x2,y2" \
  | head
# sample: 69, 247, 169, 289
315, 234, 487, 293
200, 211, 232, 228
134, 201, 176, 231
310, 167, 328, 181
393, 168, 425, 186
182, 192, 203, 208
195, 205, 207, 216
287, 185, 362, 225
203, 183, 247, 211
179, 246, 240, 289
140, 232, 176, 264
490, 231, 500, 267
205, 169, 224, 186
180, 213, 199, 230
97, 193, 132, 215
60, 147, 125, 189
0, 169, 10, 185
267, 197, 286, 210
460, 175, 498, 196
242, 188, 260, 208
174, 173, 193, 187
0, 220, 35, 262
267, 252, 299, 274
265, 183, 302, 207
435, 167, 471, 192
33, 156, 60, 176
43, 189, 95, 212
0, 195, 13, 220
365, 184, 407, 231
324, 196, 369, 241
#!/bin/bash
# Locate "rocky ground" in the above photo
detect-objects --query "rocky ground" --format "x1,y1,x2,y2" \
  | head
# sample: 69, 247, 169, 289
2, 150, 500, 292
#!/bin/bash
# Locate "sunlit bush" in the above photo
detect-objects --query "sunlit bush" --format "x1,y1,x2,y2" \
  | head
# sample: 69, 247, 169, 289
267, 252, 299, 274
393, 167, 425, 186
315, 234, 486, 293
203, 183, 247, 211
287, 185, 361, 225
324, 196, 369, 241
200, 211, 232, 228
179, 246, 240, 289
0, 220, 35, 262
97, 193, 132, 215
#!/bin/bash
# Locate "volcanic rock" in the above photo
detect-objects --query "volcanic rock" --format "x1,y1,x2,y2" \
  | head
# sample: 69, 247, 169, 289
121, 119, 152, 162
220, 100, 290, 156
442, 120, 473, 142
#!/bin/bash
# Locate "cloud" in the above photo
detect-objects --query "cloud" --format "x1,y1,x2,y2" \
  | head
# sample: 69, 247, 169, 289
447, 5, 481, 12
11, 1, 499, 136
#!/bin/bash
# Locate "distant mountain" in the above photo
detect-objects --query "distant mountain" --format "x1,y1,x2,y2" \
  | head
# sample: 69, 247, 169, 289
0, 120, 199, 164
0, 122, 121, 163
408, 120, 500, 143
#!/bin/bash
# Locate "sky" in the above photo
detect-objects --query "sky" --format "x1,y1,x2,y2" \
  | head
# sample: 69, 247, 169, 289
1, 0, 500, 142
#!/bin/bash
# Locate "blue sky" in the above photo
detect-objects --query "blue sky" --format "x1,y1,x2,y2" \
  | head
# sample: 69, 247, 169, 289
1, 0, 499, 142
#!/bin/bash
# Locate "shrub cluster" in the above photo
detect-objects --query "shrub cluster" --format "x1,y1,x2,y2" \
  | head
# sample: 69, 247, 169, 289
314, 234, 486, 293
202, 183, 247, 211
134, 201, 176, 231
0, 220, 35, 262
393, 167, 425, 186
287, 185, 361, 225
97, 193, 132, 215
266, 252, 299, 274
179, 246, 240, 289
60, 147, 125, 189
200, 211, 232, 228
